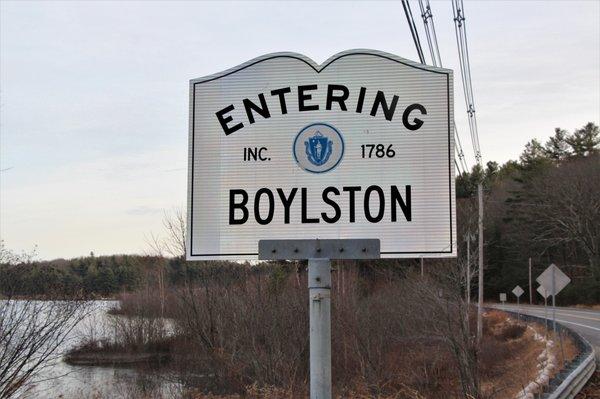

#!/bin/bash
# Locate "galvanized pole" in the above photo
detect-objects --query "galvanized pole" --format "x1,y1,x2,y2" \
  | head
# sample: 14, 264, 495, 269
528, 257, 532, 305
517, 296, 520, 322
259, 239, 378, 399
476, 182, 484, 341
552, 266, 557, 335
308, 258, 332, 399
544, 294, 548, 336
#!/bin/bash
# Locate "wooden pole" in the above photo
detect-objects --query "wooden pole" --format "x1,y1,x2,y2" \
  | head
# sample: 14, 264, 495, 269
466, 234, 471, 306
476, 182, 484, 342
528, 257, 533, 305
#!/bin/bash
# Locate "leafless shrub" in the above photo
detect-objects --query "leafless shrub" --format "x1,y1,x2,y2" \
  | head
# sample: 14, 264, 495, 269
0, 242, 91, 399
0, 298, 91, 398
108, 314, 170, 352
138, 261, 479, 397
107, 259, 550, 398
389, 268, 479, 399
145, 208, 187, 319
172, 267, 308, 393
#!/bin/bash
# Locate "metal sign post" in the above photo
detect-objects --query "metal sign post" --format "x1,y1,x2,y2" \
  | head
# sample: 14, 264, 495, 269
545, 293, 548, 333
536, 285, 549, 335
552, 267, 556, 334
259, 239, 380, 399
536, 264, 571, 336
512, 285, 524, 322
308, 258, 331, 397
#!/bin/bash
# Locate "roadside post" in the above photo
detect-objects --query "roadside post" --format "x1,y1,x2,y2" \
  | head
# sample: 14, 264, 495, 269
259, 239, 379, 397
528, 257, 532, 305
186, 50, 456, 399
499, 292, 507, 306
512, 285, 524, 321
536, 264, 571, 335
536, 285, 549, 334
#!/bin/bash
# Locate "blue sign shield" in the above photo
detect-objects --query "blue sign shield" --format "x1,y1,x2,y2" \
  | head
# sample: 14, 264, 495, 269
305, 131, 333, 166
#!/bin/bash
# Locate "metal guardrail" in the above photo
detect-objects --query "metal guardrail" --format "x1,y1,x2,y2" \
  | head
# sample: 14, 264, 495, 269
488, 308, 596, 399
546, 350, 596, 399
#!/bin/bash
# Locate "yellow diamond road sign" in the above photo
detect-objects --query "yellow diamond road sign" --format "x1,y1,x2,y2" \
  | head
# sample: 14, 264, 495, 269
536, 263, 571, 296
512, 285, 524, 298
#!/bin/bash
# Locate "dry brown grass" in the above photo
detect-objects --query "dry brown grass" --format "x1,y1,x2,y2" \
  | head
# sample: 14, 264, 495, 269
478, 310, 545, 398
478, 310, 581, 399
549, 329, 579, 368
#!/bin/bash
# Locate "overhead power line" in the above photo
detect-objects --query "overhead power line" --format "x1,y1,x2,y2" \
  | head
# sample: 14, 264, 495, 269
452, 0, 482, 166
402, 0, 426, 64
416, 0, 470, 174
418, 0, 442, 67
455, 131, 468, 174
449, 0, 486, 344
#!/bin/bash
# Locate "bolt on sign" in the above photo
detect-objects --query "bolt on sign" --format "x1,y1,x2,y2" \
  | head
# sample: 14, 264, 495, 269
187, 50, 456, 260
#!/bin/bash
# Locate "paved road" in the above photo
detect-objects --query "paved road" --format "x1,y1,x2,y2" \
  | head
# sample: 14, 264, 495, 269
491, 303, 600, 353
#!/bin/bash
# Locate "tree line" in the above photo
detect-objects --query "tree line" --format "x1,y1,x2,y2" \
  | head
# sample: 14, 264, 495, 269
0, 245, 251, 298
458, 122, 599, 303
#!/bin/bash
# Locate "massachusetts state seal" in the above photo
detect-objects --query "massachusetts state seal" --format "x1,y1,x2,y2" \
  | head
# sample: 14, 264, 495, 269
293, 123, 344, 173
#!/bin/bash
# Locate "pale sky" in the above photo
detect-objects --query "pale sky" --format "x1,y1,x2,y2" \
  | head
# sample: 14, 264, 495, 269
1, 1, 599, 260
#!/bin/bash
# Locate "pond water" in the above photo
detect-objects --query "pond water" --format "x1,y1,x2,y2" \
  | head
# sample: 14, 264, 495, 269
9, 300, 182, 399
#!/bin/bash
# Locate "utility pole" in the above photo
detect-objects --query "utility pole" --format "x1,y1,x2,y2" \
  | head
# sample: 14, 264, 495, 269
476, 182, 484, 342
466, 235, 470, 305
465, 231, 472, 306
528, 257, 533, 305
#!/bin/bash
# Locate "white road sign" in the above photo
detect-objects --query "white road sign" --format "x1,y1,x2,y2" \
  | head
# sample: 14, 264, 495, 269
512, 285, 524, 298
536, 264, 571, 296
536, 285, 550, 299
499, 293, 507, 302
187, 50, 455, 260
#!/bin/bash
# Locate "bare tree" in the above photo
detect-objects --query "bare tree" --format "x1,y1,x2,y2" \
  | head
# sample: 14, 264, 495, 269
400, 264, 480, 398
0, 242, 90, 398
145, 207, 187, 317
146, 207, 186, 259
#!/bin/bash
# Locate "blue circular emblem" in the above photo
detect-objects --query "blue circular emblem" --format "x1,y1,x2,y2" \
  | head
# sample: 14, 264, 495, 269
293, 123, 344, 173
